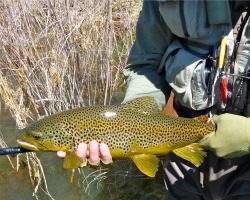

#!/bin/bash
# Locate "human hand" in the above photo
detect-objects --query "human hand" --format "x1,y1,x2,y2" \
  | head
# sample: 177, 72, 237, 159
199, 113, 250, 158
57, 140, 112, 166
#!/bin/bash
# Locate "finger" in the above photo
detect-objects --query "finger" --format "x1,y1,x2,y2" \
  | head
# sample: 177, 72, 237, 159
57, 151, 66, 158
207, 117, 212, 124
89, 140, 100, 165
100, 143, 112, 165
76, 143, 87, 161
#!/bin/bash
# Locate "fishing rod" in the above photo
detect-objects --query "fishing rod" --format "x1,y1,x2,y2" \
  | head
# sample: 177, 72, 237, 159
0, 146, 31, 156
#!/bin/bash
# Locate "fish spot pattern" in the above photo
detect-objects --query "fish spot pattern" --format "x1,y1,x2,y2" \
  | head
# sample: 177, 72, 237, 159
17, 97, 216, 156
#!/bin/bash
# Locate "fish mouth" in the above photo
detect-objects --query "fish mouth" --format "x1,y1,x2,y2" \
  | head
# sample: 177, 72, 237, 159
17, 139, 39, 151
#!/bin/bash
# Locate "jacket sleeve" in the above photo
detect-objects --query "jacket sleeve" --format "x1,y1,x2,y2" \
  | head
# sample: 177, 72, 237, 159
123, 1, 174, 110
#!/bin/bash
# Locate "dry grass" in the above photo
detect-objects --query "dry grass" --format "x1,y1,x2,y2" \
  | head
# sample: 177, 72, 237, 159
0, 0, 141, 198
0, 0, 141, 125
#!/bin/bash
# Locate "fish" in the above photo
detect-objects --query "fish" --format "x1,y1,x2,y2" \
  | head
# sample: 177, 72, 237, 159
17, 96, 216, 177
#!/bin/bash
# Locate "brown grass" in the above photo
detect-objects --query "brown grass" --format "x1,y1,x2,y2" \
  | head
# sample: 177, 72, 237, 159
0, 0, 141, 198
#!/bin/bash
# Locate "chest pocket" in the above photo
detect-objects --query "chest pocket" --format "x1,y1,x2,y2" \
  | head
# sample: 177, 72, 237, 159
159, 40, 221, 110
159, 0, 210, 39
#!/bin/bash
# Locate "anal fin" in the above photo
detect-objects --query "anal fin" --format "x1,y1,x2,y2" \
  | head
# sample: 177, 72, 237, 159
131, 154, 160, 177
172, 143, 206, 167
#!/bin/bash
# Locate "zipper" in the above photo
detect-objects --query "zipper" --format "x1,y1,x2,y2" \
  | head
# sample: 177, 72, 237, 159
179, 0, 189, 38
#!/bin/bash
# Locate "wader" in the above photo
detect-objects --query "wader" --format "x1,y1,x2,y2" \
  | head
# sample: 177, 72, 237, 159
123, 1, 250, 199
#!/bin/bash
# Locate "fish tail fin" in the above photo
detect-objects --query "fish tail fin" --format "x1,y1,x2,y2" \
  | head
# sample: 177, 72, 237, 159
193, 116, 209, 123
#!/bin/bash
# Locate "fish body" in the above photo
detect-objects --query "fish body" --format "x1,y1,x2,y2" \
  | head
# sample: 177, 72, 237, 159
17, 97, 215, 177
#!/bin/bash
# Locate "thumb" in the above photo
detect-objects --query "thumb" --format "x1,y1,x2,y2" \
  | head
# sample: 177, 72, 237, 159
211, 115, 219, 124
199, 132, 215, 147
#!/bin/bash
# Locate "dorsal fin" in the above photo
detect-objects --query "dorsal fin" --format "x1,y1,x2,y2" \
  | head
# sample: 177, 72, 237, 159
123, 96, 160, 113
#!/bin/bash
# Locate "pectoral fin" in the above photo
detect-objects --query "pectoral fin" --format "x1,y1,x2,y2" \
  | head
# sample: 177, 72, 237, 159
63, 151, 83, 169
172, 143, 206, 167
131, 154, 160, 177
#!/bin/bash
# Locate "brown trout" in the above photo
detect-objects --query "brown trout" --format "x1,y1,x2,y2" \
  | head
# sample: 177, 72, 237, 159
17, 96, 215, 177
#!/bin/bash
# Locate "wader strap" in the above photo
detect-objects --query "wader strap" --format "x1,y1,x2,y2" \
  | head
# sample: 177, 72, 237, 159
244, 70, 250, 117
225, 55, 235, 113
178, 38, 214, 58
225, 3, 249, 115
230, 1, 250, 40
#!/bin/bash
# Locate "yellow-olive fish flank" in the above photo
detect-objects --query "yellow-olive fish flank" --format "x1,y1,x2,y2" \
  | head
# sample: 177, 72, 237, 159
17, 97, 215, 177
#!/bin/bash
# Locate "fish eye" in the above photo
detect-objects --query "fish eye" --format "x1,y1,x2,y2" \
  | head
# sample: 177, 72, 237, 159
31, 131, 42, 140
33, 135, 41, 140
